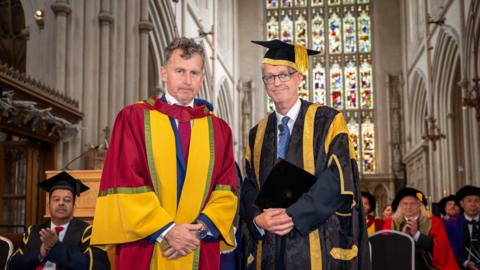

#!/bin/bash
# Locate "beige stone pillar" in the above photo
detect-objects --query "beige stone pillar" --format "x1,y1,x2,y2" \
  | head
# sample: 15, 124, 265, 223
139, 0, 153, 99
51, 0, 71, 168
124, 0, 138, 104
51, 0, 71, 93
98, 1, 114, 143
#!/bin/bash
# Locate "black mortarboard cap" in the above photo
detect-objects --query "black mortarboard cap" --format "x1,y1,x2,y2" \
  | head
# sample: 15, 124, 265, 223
456, 185, 480, 201
391, 187, 428, 212
438, 194, 457, 216
38, 171, 89, 196
361, 191, 377, 214
251, 39, 320, 73
255, 159, 316, 210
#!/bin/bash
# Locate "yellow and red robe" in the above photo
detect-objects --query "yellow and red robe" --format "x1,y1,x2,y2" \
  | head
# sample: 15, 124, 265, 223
91, 97, 237, 270
366, 215, 384, 235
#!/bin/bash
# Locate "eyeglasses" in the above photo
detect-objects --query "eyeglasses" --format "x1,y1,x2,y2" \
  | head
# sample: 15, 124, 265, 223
262, 71, 297, 84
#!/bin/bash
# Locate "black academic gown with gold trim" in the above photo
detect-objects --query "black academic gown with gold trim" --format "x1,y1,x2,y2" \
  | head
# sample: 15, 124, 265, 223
8, 218, 110, 270
241, 100, 371, 270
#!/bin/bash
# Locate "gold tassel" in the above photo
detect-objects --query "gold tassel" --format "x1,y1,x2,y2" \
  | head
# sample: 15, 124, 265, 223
294, 44, 309, 73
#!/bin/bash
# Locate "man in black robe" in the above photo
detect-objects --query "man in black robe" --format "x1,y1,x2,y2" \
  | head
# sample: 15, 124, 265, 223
241, 39, 371, 270
8, 171, 110, 270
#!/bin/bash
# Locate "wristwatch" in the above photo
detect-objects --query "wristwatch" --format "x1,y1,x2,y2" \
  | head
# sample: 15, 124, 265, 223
196, 222, 208, 239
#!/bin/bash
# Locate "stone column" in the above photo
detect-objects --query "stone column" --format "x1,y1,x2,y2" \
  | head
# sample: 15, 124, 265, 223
124, 0, 138, 104
51, 0, 71, 92
51, 0, 71, 168
139, 0, 153, 99
458, 79, 472, 184
98, 1, 114, 145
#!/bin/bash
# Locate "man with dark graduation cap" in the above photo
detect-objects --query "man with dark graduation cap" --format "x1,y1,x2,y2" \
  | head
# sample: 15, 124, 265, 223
444, 185, 480, 269
438, 194, 460, 220
241, 39, 370, 269
7, 171, 110, 270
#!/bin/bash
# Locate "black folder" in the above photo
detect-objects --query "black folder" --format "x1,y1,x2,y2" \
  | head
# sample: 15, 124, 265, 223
255, 159, 317, 210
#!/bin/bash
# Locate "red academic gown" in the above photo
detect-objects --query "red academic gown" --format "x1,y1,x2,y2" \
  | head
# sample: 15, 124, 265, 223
366, 215, 384, 235
91, 97, 238, 270
383, 216, 459, 270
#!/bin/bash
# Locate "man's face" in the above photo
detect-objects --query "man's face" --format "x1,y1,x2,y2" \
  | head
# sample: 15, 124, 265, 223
399, 196, 421, 218
49, 189, 75, 222
361, 196, 371, 214
262, 64, 302, 107
444, 200, 460, 217
460, 195, 480, 217
160, 49, 204, 105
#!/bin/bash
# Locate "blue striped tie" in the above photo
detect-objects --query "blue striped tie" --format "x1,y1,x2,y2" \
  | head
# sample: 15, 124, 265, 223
277, 116, 291, 159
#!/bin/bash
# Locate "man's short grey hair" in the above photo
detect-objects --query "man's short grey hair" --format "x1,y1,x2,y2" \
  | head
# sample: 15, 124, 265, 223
164, 37, 206, 68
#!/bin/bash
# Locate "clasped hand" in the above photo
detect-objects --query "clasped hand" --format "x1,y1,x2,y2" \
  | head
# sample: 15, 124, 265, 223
255, 208, 294, 236
38, 228, 59, 260
162, 223, 203, 260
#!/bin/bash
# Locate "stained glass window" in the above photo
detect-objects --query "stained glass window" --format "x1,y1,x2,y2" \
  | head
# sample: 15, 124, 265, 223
347, 117, 360, 168
281, 0, 293, 8
328, 11, 341, 54
267, 11, 280, 40
328, 0, 340, 5
264, 0, 375, 174
280, 10, 294, 43
312, 12, 325, 53
362, 117, 375, 173
345, 60, 358, 109
360, 57, 373, 109
311, 0, 323, 7
295, 0, 307, 7
343, 9, 356, 53
358, 6, 371, 53
330, 61, 343, 109
266, 0, 279, 9
295, 10, 308, 46
299, 73, 309, 100
313, 60, 326, 105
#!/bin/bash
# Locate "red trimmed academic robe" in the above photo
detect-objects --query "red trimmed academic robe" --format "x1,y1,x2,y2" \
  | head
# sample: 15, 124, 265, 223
91, 97, 237, 270
383, 216, 459, 270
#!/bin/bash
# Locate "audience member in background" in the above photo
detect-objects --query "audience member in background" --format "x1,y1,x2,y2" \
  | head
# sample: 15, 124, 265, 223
382, 204, 393, 220
445, 185, 480, 270
8, 172, 110, 270
384, 187, 458, 270
361, 191, 384, 235
438, 194, 461, 220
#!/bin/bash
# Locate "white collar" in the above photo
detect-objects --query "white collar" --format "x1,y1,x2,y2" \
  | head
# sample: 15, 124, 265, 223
49, 221, 70, 232
165, 91, 194, 108
464, 214, 480, 222
275, 98, 301, 126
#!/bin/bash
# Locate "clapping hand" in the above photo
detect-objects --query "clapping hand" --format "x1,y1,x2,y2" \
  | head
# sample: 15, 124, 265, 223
38, 228, 59, 260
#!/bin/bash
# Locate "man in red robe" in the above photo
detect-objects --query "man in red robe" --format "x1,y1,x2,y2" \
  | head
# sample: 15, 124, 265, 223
384, 187, 459, 270
90, 37, 237, 270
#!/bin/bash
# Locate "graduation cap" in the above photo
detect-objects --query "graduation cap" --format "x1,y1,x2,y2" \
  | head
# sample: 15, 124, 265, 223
456, 185, 480, 201
251, 39, 320, 73
361, 191, 376, 214
38, 171, 89, 196
438, 194, 457, 216
391, 187, 428, 212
